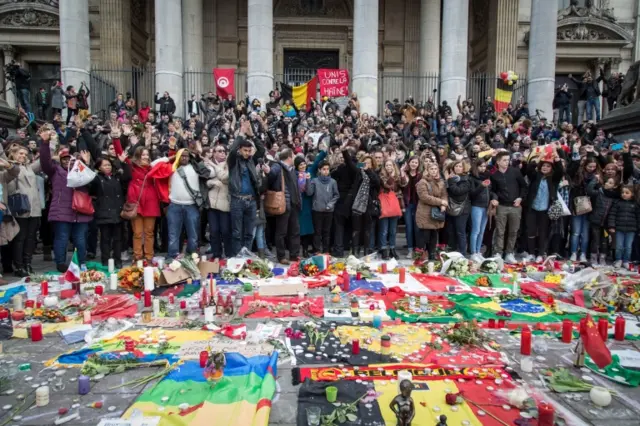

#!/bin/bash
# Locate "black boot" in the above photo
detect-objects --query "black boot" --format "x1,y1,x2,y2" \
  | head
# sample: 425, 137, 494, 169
364, 248, 372, 256
26, 265, 34, 275
14, 268, 28, 278
382, 248, 390, 260
56, 263, 67, 273
390, 248, 398, 259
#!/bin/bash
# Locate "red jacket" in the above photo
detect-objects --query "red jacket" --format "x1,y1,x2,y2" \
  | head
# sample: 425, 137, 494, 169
138, 107, 151, 123
113, 138, 161, 217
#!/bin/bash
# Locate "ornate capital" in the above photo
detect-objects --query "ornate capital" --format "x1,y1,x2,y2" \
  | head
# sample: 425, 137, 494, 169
0, 7, 59, 27
1, 44, 14, 55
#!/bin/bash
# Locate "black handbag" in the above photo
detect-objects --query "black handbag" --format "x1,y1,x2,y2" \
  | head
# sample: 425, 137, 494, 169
8, 179, 30, 216
427, 182, 445, 221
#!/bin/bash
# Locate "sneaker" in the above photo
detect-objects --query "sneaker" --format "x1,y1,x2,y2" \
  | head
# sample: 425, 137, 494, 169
406, 249, 413, 259
590, 254, 598, 266
520, 252, 530, 260
470, 253, 483, 263
569, 253, 577, 262
121, 251, 131, 262
579, 253, 587, 263
599, 254, 607, 266
614, 260, 622, 268
535, 256, 544, 263
505, 253, 517, 264
494, 253, 503, 260
624, 262, 630, 270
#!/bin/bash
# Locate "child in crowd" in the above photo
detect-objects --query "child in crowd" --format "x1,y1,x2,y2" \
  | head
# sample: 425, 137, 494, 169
587, 176, 619, 265
608, 185, 640, 268
306, 161, 339, 254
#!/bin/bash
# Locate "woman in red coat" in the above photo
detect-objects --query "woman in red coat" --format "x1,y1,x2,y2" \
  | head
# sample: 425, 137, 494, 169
112, 132, 161, 261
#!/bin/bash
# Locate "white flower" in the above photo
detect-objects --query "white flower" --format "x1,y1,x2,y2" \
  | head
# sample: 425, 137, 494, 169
169, 260, 182, 272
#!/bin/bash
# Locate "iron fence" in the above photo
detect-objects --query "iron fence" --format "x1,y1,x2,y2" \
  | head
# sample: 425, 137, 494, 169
89, 66, 527, 117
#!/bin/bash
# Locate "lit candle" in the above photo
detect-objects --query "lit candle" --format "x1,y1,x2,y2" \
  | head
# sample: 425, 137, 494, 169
538, 402, 555, 426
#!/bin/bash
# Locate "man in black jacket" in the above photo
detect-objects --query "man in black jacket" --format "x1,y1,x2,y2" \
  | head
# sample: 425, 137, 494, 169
553, 84, 572, 124
490, 151, 528, 264
155, 91, 176, 117
227, 121, 266, 256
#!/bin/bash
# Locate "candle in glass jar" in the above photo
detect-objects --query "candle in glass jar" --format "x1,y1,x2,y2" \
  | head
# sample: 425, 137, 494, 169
31, 322, 43, 342
78, 375, 90, 395
561, 319, 573, 343
25, 299, 34, 308
615, 315, 626, 341
200, 350, 208, 368
538, 402, 555, 426
520, 325, 532, 355
94, 285, 104, 296
398, 267, 406, 283
598, 317, 609, 341
380, 335, 391, 355
351, 339, 360, 355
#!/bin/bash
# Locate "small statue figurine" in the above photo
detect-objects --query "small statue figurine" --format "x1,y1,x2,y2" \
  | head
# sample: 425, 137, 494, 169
203, 351, 226, 386
436, 414, 448, 426
389, 379, 415, 426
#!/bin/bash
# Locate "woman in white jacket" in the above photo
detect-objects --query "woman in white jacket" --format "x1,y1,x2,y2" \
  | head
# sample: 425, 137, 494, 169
6, 144, 43, 276
204, 146, 231, 258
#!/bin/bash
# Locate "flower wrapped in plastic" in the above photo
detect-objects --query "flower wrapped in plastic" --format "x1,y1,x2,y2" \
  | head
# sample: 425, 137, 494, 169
203, 351, 226, 386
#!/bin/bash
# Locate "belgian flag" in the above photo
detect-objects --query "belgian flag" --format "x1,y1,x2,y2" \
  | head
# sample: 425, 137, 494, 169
280, 76, 318, 111
494, 78, 514, 113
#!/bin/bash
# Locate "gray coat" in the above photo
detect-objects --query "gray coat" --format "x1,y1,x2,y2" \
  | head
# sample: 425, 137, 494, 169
51, 85, 65, 110
306, 176, 339, 212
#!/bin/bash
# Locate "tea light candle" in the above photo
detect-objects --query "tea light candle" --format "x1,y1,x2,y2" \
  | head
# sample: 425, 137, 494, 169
108, 258, 115, 273
110, 273, 118, 291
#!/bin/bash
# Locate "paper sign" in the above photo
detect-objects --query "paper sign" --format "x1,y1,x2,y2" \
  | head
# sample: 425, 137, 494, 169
179, 339, 274, 359
318, 69, 349, 98
138, 317, 183, 328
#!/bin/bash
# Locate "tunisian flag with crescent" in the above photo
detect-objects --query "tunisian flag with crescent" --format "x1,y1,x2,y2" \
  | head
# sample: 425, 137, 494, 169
213, 68, 235, 98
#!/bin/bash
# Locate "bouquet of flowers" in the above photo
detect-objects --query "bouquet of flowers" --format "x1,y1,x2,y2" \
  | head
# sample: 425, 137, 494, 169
445, 258, 470, 277
475, 276, 490, 287
31, 308, 66, 322
117, 265, 145, 292
327, 261, 346, 275
479, 259, 501, 274
80, 270, 106, 284
412, 248, 428, 265
301, 262, 319, 276
203, 351, 226, 386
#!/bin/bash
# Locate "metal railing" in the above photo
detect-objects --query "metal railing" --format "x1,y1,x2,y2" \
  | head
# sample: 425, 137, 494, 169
89, 66, 528, 117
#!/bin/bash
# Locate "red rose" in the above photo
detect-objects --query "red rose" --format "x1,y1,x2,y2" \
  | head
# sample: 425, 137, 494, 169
246, 259, 253, 265
445, 393, 458, 405
143, 260, 148, 267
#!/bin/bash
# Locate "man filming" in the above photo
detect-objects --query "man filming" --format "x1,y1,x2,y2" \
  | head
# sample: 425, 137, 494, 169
5, 60, 31, 113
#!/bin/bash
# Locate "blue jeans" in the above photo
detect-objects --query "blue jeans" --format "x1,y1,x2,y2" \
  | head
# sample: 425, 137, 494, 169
403, 203, 417, 250
615, 231, 635, 261
253, 223, 266, 250
166, 203, 200, 259
207, 209, 231, 258
586, 97, 601, 121
230, 196, 256, 257
558, 105, 571, 124
53, 221, 89, 266
378, 217, 399, 249
470, 206, 488, 255
18, 88, 31, 114
570, 215, 590, 255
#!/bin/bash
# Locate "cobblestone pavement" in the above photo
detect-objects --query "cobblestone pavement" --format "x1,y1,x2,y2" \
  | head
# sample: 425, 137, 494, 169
2, 248, 640, 425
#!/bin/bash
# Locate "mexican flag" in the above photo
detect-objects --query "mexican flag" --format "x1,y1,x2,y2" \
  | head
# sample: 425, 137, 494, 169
65, 250, 81, 283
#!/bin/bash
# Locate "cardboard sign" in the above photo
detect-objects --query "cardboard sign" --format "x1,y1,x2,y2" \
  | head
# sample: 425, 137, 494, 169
179, 339, 274, 359
199, 258, 220, 276
157, 268, 191, 286
318, 69, 349, 98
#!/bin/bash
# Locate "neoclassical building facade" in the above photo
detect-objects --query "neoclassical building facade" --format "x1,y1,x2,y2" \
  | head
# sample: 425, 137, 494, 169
0, 0, 638, 118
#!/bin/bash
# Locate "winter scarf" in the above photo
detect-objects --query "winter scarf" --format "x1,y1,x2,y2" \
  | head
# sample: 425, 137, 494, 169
352, 169, 370, 215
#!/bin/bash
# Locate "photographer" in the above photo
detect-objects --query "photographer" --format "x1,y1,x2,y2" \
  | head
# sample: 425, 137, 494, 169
7, 61, 32, 114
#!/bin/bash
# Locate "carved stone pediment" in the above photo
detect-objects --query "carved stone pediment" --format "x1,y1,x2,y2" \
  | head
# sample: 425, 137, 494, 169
274, 0, 351, 18
0, 6, 57, 27
556, 17, 632, 42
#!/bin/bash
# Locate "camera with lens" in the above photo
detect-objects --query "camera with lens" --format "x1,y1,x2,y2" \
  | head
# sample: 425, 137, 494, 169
3, 60, 19, 82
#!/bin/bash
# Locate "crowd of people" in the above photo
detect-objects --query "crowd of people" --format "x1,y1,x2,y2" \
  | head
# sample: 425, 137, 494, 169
0, 76, 638, 285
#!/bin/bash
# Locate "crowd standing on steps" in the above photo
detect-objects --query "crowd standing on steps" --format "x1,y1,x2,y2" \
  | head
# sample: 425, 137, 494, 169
0, 74, 639, 285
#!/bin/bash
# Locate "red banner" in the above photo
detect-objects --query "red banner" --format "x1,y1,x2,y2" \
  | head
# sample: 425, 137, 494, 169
317, 68, 349, 98
213, 68, 235, 98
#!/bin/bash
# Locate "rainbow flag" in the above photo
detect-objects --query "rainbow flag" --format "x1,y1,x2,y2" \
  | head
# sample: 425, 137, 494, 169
123, 352, 278, 426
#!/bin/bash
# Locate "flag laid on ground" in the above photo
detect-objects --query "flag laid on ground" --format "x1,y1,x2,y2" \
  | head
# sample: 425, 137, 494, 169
581, 314, 612, 368
214, 68, 235, 98
123, 352, 278, 426
280, 76, 318, 111
65, 250, 81, 283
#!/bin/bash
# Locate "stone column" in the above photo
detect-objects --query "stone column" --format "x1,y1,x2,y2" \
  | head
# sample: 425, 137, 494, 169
352, 0, 379, 116
155, 0, 184, 117
2, 45, 16, 109
526, 0, 557, 116
419, 0, 441, 99
59, 0, 91, 108
182, 0, 204, 100
99, 0, 132, 93
440, 0, 469, 108
247, 0, 273, 108
486, 0, 518, 76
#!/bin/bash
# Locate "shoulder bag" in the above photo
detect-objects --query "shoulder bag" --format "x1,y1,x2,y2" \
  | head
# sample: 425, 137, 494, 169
264, 170, 286, 215
121, 175, 147, 220
427, 182, 445, 222
8, 175, 31, 216
447, 194, 468, 217
72, 190, 94, 215
379, 191, 402, 218
574, 195, 593, 216
177, 167, 205, 208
